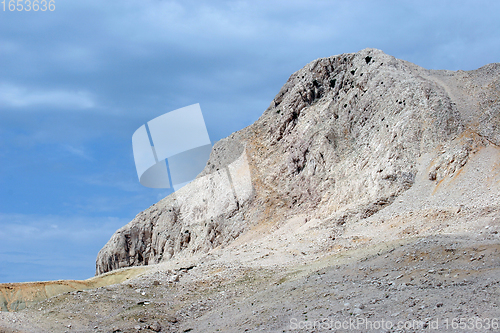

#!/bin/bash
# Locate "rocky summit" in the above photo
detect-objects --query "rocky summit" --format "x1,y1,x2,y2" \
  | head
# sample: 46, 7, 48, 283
2, 48, 499, 332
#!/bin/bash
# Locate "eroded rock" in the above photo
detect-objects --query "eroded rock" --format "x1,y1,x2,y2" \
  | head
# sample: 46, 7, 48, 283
96, 48, 500, 275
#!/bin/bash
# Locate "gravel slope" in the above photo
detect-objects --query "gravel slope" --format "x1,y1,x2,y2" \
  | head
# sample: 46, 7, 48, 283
1, 232, 499, 332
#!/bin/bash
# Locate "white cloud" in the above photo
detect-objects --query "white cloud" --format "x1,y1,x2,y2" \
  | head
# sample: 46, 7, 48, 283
81, 173, 143, 192
0, 213, 129, 282
0, 82, 96, 109
62, 144, 93, 160
50, 44, 101, 72
0, 213, 127, 243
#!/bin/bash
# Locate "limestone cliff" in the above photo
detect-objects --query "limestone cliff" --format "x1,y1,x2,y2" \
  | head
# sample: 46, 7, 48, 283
96, 48, 500, 275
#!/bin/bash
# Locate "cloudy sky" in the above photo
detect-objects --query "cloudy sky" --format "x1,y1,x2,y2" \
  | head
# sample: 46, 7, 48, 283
1, 0, 499, 283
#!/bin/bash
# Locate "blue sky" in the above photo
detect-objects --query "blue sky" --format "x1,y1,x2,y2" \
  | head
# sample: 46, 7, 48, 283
1, 0, 499, 283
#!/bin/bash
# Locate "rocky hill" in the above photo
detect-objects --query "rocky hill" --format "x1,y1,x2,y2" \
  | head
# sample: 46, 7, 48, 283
2, 49, 499, 332
96, 48, 499, 275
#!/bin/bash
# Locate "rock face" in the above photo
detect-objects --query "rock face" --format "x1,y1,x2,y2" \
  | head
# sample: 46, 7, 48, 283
96, 48, 500, 275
